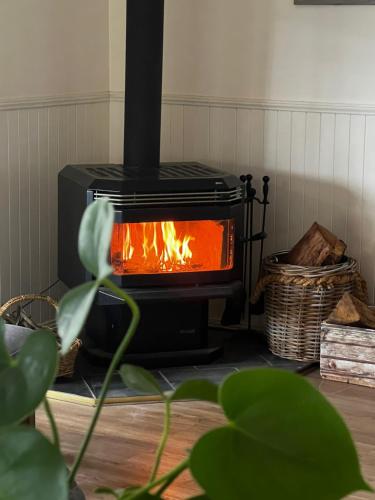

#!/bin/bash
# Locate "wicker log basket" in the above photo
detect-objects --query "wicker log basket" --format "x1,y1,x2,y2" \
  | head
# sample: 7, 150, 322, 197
0, 294, 81, 378
252, 252, 368, 362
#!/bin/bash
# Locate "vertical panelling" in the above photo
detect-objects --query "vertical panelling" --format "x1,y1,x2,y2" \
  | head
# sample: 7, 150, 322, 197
249, 110, 265, 237
28, 109, 41, 319
221, 108, 237, 171
183, 105, 210, 162
2, 95, 375, 311
249, 110, 265, 287
209, 107, 224, 169
109, 99, 124, 163
160, 104, 183, 162
7, 111, 21, 298
303, 113, 321, 231
38, 108, 50, 310
76, 104, 89, 164
263, 110, 278, 256
19, 110, 30, 296
347, 115, 366, 263
332, 114, 350, 240
289, 112, 306, 246
208, 107, 236, 170
275, 111, 292, 251
318, 114, 335, 231
48, 107, 59, 295
0, 100, 109, 310
0, 112, 10, 303
235, 108, 251, 176
361, 116, 375, 302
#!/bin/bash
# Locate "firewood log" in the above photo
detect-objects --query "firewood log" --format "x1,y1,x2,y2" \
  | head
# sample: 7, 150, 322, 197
328, 292, 375, 329
286, 222, 346, 266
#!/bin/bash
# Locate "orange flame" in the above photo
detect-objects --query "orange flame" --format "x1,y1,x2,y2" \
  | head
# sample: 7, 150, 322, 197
111, 219, 234, 275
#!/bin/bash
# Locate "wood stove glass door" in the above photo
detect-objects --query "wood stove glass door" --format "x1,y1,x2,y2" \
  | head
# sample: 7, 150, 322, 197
111, 219, 234, 276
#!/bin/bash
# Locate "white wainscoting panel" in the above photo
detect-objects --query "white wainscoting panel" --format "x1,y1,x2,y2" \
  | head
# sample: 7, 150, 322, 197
2, 93, 375, 314
0, 98, 109, 315
109, 94, 375, 302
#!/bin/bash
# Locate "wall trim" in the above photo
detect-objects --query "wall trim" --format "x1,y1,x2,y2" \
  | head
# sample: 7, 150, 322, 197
110, 90, 375, 116
0, 91, 110, 111
4, 90, 375, 115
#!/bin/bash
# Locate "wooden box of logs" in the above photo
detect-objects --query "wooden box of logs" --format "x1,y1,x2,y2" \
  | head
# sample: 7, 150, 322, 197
321, 293, 375, 388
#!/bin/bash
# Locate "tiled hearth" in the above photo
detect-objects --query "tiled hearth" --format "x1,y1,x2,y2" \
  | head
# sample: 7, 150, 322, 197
48, 330, 315, 405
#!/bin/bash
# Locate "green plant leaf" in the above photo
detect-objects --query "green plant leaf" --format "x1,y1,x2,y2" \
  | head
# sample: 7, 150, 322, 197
95, 487, 121, 498
187, 496, 211, 499
120, 365, 164, 396
0, 426, 68, 500
190, 369, 371, 500
170, 380, 218, 403
78, 198, 114, 280
58, 281, 98, 354
0, 331, 58, 427
0, 318, 11, 370
0, 367, 28, 426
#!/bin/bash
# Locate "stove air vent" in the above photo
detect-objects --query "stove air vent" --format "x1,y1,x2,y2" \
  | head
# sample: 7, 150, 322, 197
92, 187, 243, 208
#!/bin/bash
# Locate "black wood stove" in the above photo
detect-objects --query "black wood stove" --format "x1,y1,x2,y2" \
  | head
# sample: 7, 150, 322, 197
58, 0, 244, 366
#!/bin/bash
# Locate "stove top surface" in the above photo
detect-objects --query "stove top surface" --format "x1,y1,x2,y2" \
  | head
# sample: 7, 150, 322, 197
86, 162, 221, 181
61, 162, 243, 195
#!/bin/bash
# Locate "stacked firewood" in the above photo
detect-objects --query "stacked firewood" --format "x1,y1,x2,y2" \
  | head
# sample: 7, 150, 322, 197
285, 222, 346, 267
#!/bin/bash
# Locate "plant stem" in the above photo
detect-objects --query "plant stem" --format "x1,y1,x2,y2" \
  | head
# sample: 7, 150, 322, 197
149, 399, 171, 483
43, 397, 60, 449
69, 279, 140, 485
122, 458, 189, 500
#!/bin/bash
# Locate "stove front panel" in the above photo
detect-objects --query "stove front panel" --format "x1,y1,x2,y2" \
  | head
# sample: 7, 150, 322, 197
58, 163, 244, 289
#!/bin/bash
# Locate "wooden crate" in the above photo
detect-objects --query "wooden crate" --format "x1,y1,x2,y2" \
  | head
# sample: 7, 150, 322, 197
321, 321, 375, 388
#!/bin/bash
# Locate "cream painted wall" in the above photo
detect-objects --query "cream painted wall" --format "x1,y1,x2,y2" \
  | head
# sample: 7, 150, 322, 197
0, 0, 109, 99
0, 1, 109, 307
110, 0, 375, 105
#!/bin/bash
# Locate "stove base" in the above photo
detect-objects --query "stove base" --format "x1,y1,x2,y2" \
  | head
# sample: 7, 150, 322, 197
81, 338, 223, 368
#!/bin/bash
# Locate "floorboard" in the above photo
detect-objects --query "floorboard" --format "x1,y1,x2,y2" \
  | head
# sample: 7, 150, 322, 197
37, 369, 375, 499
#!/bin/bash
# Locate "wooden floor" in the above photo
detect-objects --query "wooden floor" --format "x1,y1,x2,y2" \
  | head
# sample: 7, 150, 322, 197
37, 370, 375, 500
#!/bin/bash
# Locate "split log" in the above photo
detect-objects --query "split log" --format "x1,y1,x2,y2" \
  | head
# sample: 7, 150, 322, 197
286, 222, 346, 266
328, 292, 375, 329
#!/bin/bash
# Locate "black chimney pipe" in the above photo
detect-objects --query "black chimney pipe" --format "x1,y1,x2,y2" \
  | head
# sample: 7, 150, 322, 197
123, 0, 165, 169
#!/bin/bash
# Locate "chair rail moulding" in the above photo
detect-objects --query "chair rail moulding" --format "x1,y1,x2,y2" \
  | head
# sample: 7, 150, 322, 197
110, 91, 375, 116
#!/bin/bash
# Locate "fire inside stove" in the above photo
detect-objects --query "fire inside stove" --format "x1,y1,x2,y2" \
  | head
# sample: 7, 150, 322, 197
111, 219, 234, 275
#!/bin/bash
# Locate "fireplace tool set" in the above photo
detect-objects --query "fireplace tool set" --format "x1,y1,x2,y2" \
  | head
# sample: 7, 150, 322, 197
240, 174, 270, 330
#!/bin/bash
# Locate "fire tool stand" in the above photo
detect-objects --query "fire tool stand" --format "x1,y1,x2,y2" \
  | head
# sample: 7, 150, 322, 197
240, 175, 270, 331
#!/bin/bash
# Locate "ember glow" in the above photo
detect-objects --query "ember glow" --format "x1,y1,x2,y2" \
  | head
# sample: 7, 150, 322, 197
111, 219, 234, 275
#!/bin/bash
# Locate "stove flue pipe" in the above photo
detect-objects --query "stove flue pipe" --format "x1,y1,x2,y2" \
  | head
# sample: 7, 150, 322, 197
123, 0, 165, 169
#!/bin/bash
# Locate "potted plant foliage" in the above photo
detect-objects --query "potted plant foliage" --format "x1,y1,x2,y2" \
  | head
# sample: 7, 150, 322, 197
0, 200, 372, 500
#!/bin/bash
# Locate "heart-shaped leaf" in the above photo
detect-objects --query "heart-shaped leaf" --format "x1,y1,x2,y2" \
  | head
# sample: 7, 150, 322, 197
170, 380, 218, 404
78, 199, 114, 280
0, 426, 68, 500
0, 367, 28, 426
120, 365, 164, 396
190, 369, 371, 500
58, 281, 98, 354
0, 318, 11, 370
0, 331, 58, 427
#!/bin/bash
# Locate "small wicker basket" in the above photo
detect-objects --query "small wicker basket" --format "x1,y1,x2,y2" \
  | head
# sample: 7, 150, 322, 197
252, 252, 368, 362
0, 294, 81, 378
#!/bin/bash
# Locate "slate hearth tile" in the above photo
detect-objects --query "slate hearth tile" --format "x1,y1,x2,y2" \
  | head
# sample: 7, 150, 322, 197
196, 357, 267, 371
260, 352, 307, 367
160, 366, 236, 389
51, 376, 92, 398
87, 371, 172, 399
